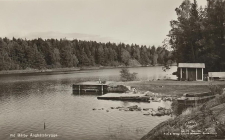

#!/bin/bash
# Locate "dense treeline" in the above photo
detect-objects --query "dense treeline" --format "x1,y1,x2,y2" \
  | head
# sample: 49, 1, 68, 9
168, 0, 225, 72
0, 37, 172, 70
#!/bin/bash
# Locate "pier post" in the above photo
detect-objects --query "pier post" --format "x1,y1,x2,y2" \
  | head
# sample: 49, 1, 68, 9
101, 85, 103, 95
202, 68, 203, 81
186, 68, 188, 81
79, 85, 80, 95
180, 68, 182, 81
196, 68, 197, 81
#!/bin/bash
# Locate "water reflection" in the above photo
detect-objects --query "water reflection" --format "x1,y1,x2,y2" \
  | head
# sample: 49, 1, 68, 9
0, 66, 176, 140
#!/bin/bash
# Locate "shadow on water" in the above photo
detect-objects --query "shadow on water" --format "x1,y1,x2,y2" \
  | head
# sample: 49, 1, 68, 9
72, 91, 151, 103
0, 66, 177, 140
72, 91, 107, 96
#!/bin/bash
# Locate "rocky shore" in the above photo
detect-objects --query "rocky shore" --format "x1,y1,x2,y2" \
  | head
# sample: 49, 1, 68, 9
93, 105, 173, 117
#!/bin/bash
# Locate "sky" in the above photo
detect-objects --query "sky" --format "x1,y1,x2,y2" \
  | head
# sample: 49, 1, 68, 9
0, 0, 207, 47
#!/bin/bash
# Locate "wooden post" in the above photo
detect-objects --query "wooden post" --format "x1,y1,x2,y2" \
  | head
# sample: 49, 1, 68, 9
195, 94, 197, 106
180, 68, 182, 81
202, 68, 203, 81
186, 68, 188, 81
101, 85, 103, 95
196, 68, 197, 81
79, 85, 80, 95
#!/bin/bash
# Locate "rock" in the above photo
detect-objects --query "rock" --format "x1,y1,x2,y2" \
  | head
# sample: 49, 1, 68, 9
154, 112, 163, 116
136, 107, 142, 111
111, 107, 115, 109
106, 110, 109, 112
129, 108, 134, 111
143, 108, 150, 111
126, 86, 131, 90
143, 112, 150, 115
128, 105, 138, 109
162, 97, 172, 101
158, 106, 164, 111
116, 106, 123, 109
127, 105, 142, 111
107, 85, 129, 93
93, 108, 96, 110
152, 97, 161, 102
164, 109, 172, 115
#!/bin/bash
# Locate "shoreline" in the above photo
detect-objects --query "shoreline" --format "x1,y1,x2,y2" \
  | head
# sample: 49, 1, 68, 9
0, 65, 175, 75
111, 80, 225, 97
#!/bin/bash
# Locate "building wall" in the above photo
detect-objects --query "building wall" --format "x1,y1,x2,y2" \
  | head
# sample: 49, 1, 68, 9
179, 67, 203, 81
187, 68, 196, 81
197, 68, 202, 80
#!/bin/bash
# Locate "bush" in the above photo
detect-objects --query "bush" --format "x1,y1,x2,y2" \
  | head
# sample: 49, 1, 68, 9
120, 68, 137, 81
208, 83, 223, 95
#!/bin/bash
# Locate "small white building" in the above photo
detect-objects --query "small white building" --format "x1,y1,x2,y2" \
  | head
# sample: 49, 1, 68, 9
178, 63, 205, 81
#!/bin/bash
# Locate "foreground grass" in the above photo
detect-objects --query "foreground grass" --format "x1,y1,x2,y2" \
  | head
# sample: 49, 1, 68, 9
134, 80, 225, 140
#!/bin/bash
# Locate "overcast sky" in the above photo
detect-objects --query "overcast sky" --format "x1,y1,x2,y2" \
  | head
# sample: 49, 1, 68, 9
0, 0, 207, 46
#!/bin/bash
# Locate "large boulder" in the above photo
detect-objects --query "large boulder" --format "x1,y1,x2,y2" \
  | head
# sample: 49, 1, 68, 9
107, 85, 129, 93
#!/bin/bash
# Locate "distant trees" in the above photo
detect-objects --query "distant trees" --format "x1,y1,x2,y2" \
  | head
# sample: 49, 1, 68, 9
0, 37, 172, 71
168, 0, 225, 72
121, 48, 131, 65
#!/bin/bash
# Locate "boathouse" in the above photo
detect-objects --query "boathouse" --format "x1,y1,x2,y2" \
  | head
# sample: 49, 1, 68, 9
178, 63, 205, 81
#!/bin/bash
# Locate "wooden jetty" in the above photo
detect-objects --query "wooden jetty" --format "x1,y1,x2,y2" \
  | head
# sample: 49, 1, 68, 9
97, 96, 150, 102
177, 92, 215, 106
72, 81, 129, 94
97, 93, 150, 102
73, 84, 108, 94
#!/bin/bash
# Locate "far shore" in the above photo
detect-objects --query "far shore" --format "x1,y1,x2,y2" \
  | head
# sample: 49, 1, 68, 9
0, 64, 176, 75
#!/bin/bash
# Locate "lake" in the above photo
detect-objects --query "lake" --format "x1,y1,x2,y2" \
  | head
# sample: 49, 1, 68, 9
0, 66, 177, 140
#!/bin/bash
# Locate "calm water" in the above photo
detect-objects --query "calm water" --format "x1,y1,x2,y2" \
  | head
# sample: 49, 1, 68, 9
0, 66, 177, 140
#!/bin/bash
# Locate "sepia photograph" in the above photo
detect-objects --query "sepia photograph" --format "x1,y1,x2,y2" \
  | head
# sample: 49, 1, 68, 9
0, 0, 225, 140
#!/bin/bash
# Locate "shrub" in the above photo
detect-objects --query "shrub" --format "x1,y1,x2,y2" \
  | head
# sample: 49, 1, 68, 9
120, 68, 137, 81
208, 83, 223, 95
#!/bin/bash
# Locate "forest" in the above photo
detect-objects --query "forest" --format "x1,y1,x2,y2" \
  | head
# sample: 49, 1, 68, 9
0, 37, 172, 71
2, 0, 224, 73
168, 0, 225, 72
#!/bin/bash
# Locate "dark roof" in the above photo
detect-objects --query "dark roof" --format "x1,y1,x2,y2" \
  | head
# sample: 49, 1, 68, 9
178, 63, 205, 68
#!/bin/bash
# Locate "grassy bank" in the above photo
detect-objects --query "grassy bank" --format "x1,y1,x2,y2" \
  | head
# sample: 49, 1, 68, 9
113, 80, 225, 96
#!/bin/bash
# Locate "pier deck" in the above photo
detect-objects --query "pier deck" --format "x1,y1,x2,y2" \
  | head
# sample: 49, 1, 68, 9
72, 81, 129, 94
73, 84, 108, 94
97, 93, 150, 102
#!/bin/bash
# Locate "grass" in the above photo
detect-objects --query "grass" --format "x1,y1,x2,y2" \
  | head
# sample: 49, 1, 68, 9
114, 80, 225, 97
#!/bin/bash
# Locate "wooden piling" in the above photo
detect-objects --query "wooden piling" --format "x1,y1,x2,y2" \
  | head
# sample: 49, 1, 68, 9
101, 85, 103, 95
79, 85, 80, 95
